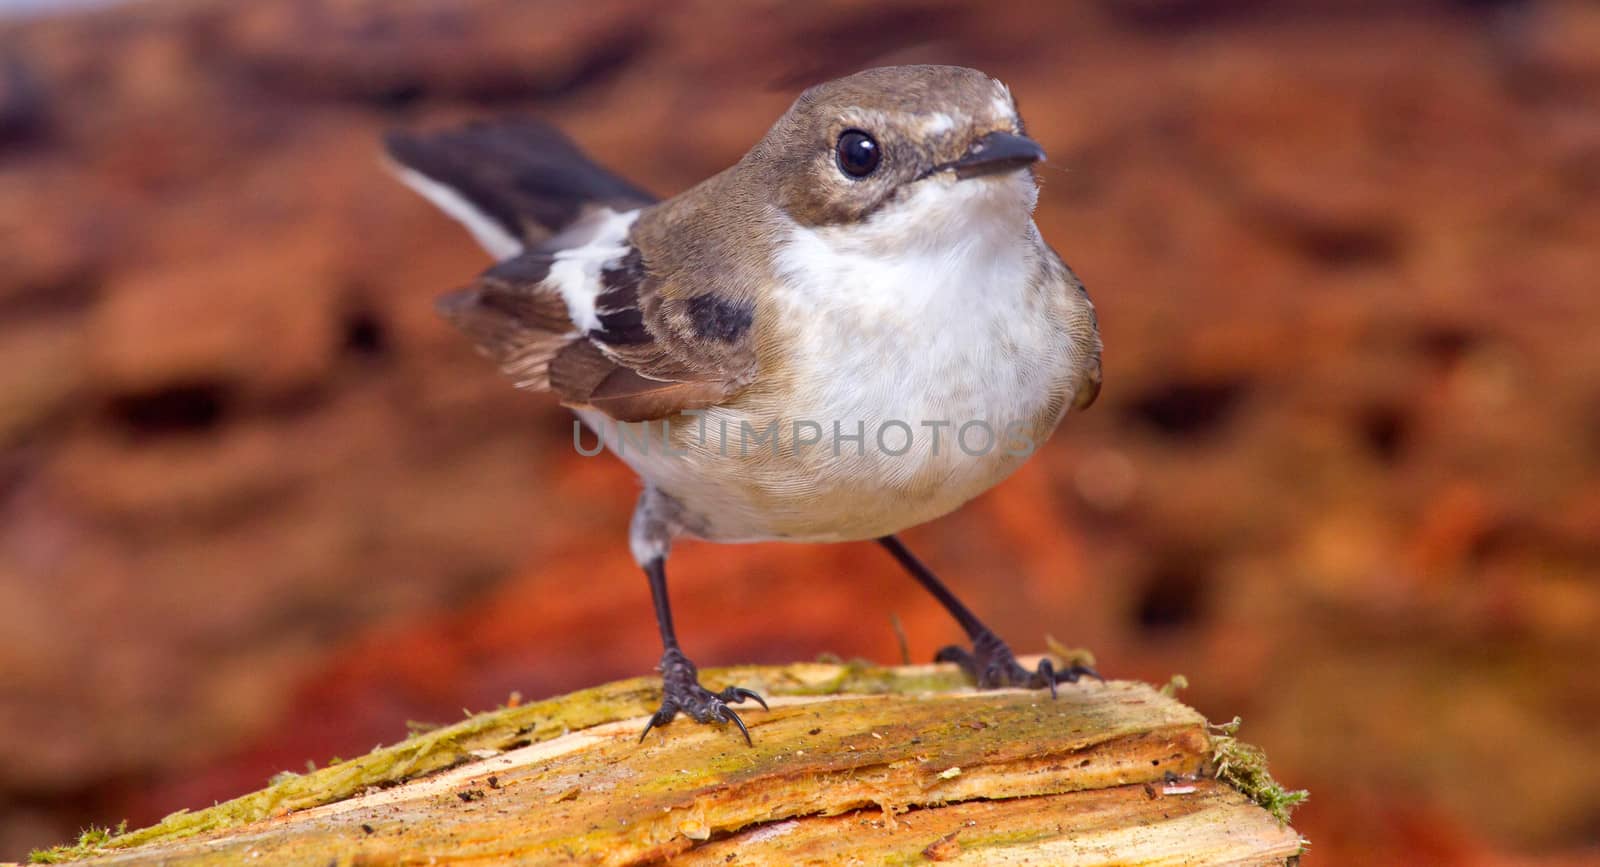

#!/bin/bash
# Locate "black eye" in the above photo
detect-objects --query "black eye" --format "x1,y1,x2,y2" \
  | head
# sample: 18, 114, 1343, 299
835, 130, 880, 178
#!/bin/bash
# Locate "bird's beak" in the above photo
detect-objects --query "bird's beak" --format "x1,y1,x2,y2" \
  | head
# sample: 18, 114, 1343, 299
948, 131, 1046, 180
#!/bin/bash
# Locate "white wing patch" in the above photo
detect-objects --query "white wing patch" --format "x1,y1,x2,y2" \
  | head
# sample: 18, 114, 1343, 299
388, 164, 524, 261
545, 208, 640, 333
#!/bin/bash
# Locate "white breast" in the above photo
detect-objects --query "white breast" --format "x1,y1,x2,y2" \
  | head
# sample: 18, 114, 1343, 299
724, 174, 1073, 539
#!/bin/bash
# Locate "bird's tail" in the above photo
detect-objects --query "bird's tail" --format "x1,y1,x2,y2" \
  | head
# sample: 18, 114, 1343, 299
383, 117, 656, 260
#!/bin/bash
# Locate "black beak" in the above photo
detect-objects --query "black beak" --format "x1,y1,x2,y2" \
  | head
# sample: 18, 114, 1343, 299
948, 131, 1046, 179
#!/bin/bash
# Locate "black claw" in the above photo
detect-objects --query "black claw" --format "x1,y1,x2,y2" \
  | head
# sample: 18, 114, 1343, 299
725, 686, 769, 711
935, 630, 1102, 697
720, 705, 753, 746
638, 714, 662, 744
639, 702, 679, 743
1060, 663, 1104, 684
934, 644, 977, 679
1035, 657, 1060, 699
638, 649, 768, 746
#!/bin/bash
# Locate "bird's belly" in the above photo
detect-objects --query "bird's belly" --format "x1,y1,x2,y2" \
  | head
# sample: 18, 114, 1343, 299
580, 328, 1069, 543
740, 366, 1059, 540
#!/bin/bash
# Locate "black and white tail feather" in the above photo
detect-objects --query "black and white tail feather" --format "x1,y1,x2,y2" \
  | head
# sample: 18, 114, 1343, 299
385, 118, 654, 395
385, 117, 742, 421
384, 117, 655, 258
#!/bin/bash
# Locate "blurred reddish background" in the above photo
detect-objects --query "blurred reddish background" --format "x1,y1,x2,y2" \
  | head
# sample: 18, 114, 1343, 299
2, 0, 1598, 862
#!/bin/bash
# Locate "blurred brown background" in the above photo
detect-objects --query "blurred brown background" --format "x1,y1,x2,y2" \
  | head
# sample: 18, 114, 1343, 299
1, 0, 1598, 862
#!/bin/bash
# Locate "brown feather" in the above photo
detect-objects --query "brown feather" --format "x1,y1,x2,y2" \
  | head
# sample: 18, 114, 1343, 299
586, 370, 730, 423
437, 254, 576, 389
548, 339, 617, 400
1072, 361, 1103, 411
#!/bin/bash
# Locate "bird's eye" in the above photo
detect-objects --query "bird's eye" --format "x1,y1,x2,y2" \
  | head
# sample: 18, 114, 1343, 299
835, 130, 880, 178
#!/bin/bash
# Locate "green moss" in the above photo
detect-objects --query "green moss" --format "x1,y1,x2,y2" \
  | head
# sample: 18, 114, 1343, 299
881, 826, 1059, 865
1159, 673, 1189, 697
27, 663, 967, 860
957, 826, 1062, 850
785, 658, 967, 697
33, 663, 1293, 863
29, 845, 71, 863
1208, 716, 1308, 824
28, 822, 126, 863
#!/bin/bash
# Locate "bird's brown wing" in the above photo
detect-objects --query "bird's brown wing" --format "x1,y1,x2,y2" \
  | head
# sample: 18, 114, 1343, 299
546, 242, 760, 422
1049, 248, 1102, 412
440, 237, 759, 423
433, 253, 576, 391
391, 115, 760, 422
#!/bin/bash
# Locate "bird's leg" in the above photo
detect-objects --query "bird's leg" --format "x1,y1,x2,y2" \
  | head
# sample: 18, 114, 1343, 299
632, 490, 766, 745
637, 557, 768, 745
877, 534, 1101, 697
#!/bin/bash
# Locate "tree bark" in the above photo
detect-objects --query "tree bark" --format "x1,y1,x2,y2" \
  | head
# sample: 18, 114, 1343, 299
30, 662, 1305, 866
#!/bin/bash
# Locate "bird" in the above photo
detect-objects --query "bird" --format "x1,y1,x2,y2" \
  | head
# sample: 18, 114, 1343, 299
384, 65, 1103, 746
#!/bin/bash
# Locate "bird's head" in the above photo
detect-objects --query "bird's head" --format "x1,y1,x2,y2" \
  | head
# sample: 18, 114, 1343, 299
750, 65, 1043, 249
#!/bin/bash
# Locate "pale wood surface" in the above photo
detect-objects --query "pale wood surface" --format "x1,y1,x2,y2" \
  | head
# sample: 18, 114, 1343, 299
33, 664, 1303, 865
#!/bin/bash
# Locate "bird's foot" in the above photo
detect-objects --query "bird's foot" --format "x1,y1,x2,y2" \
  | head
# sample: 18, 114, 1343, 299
936, 629, 1103, 699
638, 648, 768, 746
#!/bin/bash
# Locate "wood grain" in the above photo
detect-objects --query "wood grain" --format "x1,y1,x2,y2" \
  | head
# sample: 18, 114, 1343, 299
44, 665, 1303, 866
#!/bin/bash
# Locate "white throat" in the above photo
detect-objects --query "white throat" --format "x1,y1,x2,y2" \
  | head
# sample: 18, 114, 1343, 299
774, 173, 1040, 319
768, 169, 1055, 443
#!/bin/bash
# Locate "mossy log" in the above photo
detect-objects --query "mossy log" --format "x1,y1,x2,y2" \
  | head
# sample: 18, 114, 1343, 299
29, 662, 1306, 865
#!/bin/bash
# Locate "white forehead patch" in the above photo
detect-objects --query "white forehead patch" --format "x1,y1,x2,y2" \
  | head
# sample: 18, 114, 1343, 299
991, 80, 1016, 120
921, 112, 957, 135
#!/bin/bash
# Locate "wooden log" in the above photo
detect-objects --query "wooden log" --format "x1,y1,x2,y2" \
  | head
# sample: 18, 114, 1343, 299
25, 662, 1306, 866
